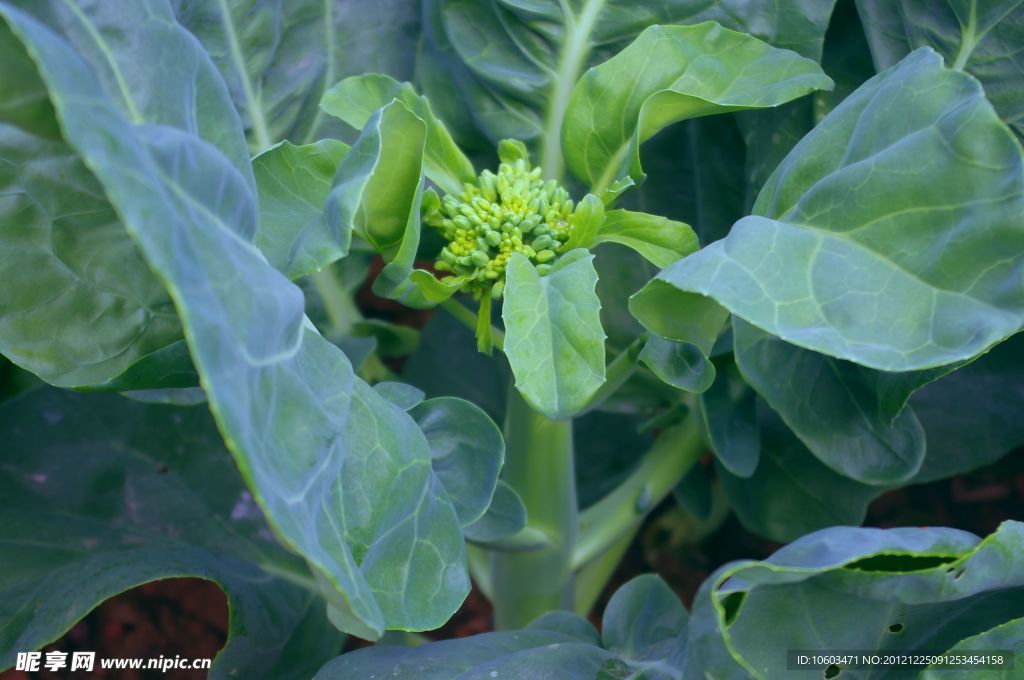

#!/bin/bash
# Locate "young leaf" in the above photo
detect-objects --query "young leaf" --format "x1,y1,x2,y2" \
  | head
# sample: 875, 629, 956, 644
594, 209, 699, 268
463, 480, 528, 545
857, 0, 1024, 136
174, 0, 420, 149
562, 22, 833, 192
0, 388, 343, 680
502, 250, 606, 420
253, 139, 351, 279
320, 73, 476, 195
411, 397, 505, 527
637, 48, 1024, 372
601, 574, 689, 662
0, 3, 469, 638
638, 335, 716, 394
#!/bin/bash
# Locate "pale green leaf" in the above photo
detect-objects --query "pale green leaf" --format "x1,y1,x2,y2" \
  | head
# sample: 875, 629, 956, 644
562, 22, 832, 192
320, 73, 476, 195
502, 250, 606, 419
253, 138, 350, 278
594, 209, 698, 268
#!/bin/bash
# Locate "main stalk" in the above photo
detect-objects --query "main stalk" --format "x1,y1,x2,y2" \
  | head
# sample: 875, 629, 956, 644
489, 388, 578, 629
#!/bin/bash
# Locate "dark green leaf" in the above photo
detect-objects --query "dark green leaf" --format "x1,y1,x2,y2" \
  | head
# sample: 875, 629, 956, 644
0, 388, 343, 680
910, 333, 1024, 483
718, 406, 882, 542
699, 361, 760, 478
733, 319, 927, 485
426, 0, 837, 178
463, 480, 528, 544
856, 0, 1024, 136
315, 575, 689, 679
173, 0, 420, 149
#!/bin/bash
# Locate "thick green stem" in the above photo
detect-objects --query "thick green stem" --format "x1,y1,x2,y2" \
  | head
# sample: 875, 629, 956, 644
573, 413, 704, 569
490, 388, 578, 629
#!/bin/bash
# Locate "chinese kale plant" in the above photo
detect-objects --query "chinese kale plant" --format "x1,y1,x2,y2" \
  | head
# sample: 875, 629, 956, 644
1, 1, 1023, 678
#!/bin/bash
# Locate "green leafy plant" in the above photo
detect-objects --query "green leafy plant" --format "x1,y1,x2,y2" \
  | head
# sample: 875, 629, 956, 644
1, 1, 1023, 678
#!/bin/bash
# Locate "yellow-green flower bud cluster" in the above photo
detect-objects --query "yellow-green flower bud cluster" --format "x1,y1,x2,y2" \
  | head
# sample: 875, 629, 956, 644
428, 157, 574, 298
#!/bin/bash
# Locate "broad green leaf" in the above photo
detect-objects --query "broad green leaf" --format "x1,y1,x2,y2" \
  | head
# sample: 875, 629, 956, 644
0, 3, 468, 637
253, 139, 350, 279
0, 5, 248, 390
0, 388, 343, 679
502, 250, 606, 419
563, 22, 833, 192
320, 73, 476, 195
699, 361, 760, 478
594, 246, 658, 351
716, 407, 882, 542
426, 0, 837, 179
594, 210, 699, 268
639, 336, 715, 394
463, 480, 528, 544
411, 397, 505, 527
0, 121, 185, 388
687, 521, 1024, 678
315, 576, 689, 679
641, 49, 1024, 372
733, 319, 927, 485
856, 0, 1024, 136
173, 0, 420, 150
